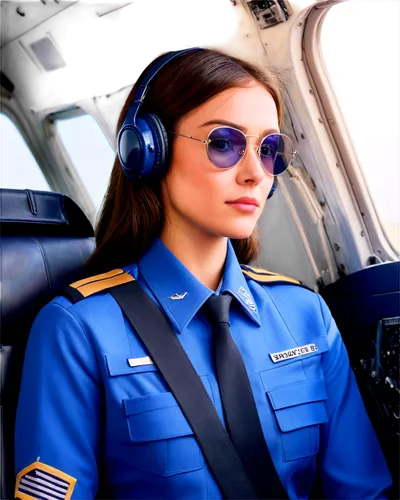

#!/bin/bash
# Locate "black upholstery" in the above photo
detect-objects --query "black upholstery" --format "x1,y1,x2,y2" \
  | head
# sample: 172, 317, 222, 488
0, 189, 95, 499
321, 262, 400, 496
322, 261, 400, 364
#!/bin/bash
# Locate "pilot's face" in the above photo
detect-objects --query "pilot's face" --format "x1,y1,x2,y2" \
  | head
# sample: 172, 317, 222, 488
161, 83, 279, 240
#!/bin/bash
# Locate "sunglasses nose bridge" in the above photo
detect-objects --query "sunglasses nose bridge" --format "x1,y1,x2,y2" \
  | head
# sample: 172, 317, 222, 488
240, 140, 266, 173
244, 135, 264, 161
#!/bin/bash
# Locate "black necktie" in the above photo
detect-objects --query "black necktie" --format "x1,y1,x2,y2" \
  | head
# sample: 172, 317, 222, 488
203, 294, 287, 499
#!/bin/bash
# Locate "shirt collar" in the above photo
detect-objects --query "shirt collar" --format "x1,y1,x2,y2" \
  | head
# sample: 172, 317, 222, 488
220, 240, 261, 327
138, 238, 261, 333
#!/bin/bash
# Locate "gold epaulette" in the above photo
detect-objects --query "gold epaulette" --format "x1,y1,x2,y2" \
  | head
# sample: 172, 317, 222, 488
64, 268, 135, 303
241, 264, 312, 291
64, 265, 311, 304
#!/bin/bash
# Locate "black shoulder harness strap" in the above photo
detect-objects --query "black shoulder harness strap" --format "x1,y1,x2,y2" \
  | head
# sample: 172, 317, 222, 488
65, 269, 289, 499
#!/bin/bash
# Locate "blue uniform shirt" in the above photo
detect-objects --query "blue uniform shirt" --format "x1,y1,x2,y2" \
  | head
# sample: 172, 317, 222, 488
15, 238, 392, 499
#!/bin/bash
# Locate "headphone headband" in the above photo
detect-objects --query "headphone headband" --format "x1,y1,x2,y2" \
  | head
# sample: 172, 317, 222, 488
123, 48, 203, 133
117, 48, 203, 180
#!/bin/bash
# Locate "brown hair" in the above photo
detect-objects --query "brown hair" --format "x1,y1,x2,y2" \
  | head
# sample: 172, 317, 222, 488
83, 48, 284, 277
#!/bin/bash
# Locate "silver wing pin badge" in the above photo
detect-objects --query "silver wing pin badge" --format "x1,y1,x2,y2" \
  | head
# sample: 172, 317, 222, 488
168, 292, 188, 300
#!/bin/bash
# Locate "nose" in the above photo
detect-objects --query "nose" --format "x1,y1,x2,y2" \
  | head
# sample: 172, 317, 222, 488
236, 143, 270, 186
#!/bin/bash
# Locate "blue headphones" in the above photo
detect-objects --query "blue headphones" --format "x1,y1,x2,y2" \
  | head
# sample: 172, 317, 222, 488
117, 48, 202, 181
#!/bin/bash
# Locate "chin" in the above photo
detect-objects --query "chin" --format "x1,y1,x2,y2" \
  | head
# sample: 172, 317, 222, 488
216, 223, 256, 240
228, 231, 254, 240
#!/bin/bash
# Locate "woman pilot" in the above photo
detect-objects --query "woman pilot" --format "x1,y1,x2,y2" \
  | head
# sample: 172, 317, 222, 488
15, 48, 392, 499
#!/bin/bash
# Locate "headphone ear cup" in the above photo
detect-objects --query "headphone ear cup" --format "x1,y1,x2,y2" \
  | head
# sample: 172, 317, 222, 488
118, 49, 203, 180
144, 112, 169, 178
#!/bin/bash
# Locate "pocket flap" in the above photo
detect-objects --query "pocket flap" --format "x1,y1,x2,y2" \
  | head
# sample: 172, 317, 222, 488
105, 353, 157, 376
124, 392, 194, 442
267, 379, 327, 410
124, 392, 177, 415
267, 379, 328, 432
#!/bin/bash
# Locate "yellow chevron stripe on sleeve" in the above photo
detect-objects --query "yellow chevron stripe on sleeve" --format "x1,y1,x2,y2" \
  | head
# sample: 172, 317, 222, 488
15, 461, 76, 500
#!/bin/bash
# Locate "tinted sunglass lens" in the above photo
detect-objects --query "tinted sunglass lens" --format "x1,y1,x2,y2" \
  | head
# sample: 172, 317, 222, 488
260, 134, 294, 175
207, 128, 246, 169
206, 128, 294, 173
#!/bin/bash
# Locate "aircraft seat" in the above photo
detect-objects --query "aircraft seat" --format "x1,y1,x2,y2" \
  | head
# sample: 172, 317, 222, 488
0, 188, 95, 499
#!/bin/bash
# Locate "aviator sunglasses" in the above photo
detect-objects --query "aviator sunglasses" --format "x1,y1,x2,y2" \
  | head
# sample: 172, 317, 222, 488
171, 126, 297, 175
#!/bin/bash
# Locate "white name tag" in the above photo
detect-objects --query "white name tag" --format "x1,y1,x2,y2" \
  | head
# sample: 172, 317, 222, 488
128, 356, 153, 367
269, 343, 318, 363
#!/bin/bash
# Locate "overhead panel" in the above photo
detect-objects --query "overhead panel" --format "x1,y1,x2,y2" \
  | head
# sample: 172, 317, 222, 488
204, 0, 313, 68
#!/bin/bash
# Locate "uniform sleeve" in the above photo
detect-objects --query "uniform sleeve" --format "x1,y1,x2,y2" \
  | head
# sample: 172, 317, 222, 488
316, 294, 392, 499
15, 300, 102, 500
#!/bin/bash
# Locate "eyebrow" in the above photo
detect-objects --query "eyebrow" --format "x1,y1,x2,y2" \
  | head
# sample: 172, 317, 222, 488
200, 119, 280, 136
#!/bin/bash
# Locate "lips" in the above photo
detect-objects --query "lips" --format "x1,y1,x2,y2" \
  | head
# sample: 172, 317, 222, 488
226, 197, 259, 207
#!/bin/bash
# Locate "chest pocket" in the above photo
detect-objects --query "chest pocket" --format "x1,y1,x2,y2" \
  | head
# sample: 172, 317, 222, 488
260, 338, 329, 462
267, 378, 328, 461
106, 353, 209, 476
123, 391, 205, 476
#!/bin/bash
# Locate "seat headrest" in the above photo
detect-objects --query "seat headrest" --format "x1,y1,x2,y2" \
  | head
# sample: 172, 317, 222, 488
0, 189, 95, 343
0, 188, 94, 236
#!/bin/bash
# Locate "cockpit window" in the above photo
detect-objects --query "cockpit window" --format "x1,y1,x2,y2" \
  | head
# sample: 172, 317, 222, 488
0, 113, 51, 191
55, 113, 115, 214
321, 0, 400, 252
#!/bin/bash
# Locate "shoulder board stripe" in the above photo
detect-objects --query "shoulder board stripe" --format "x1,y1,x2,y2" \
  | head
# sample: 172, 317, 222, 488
243, 271, 300, 285
67, 268, 135, 301
70, 268, 125, 288
72, 272, 134, 297
241, 265, 279, 276
242, 266, 300, 285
